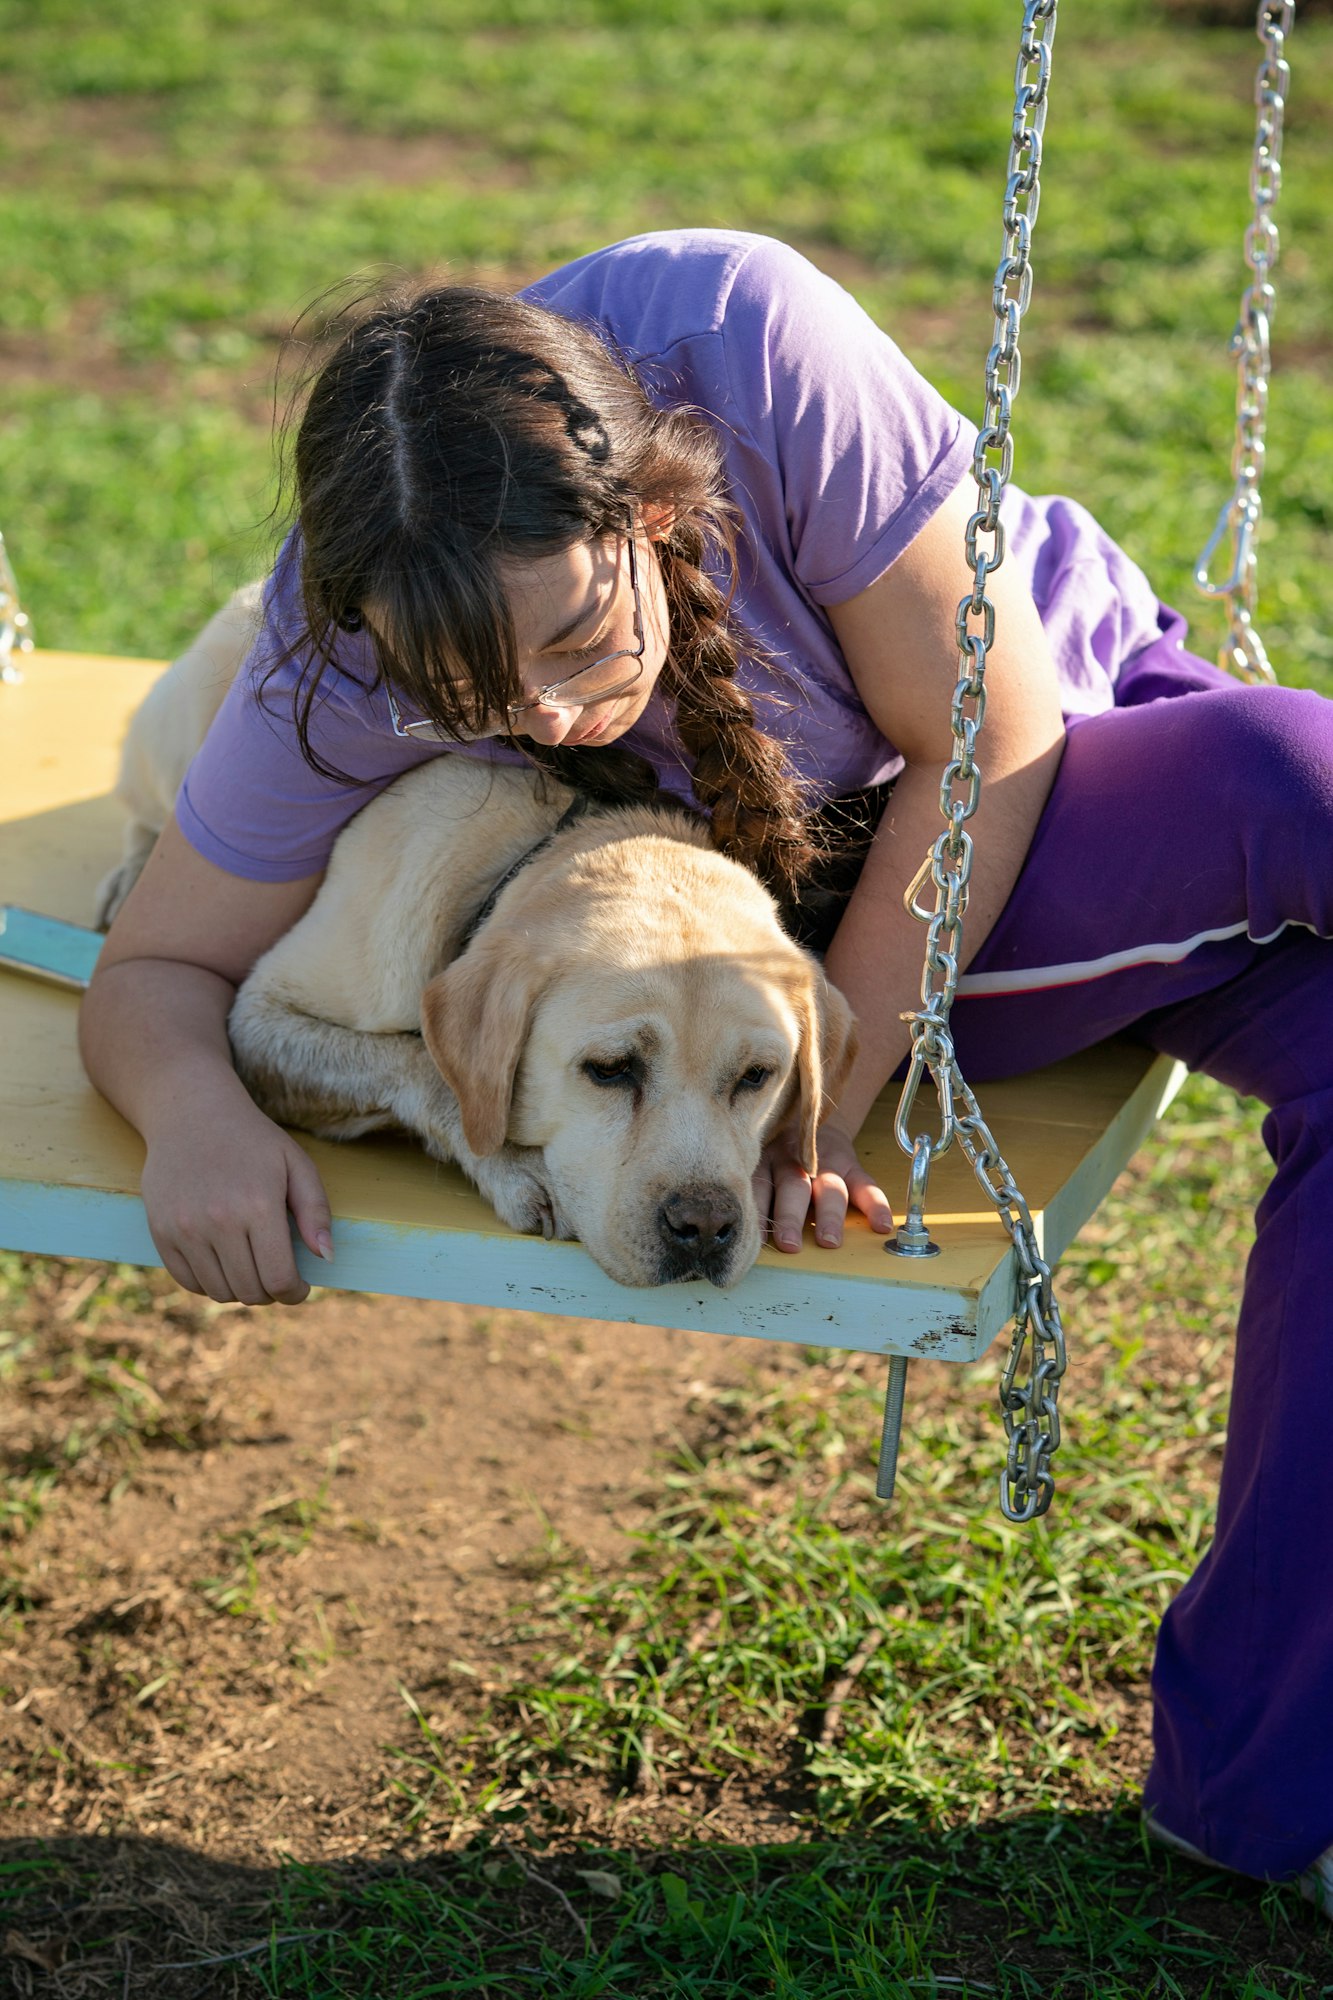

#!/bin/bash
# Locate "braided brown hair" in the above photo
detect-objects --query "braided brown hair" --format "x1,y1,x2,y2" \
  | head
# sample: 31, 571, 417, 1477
284, 276, 826, 909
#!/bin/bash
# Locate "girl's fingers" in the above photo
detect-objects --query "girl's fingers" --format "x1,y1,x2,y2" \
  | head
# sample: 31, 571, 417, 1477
156, 1241, 208, 1298
248, 1219, 312, 1306
213, 1238, 278, 1308
769, 1162, 813, 1251
286, 1147, 335, 1267
767, 1157, 895, 1254
250, 1153, 325, 1302
176, 1223, 290, 1307
810, 1171, 850, 1248
174, 1238, 239, 1304
847, 1171, 895, 1234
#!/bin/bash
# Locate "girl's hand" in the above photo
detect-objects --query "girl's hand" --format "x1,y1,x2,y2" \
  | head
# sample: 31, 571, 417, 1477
754, 1118, 895, 1253
140, 1094, 334, 1305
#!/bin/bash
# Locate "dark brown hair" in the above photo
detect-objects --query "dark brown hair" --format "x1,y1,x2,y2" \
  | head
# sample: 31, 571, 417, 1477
283, 278, 822, 907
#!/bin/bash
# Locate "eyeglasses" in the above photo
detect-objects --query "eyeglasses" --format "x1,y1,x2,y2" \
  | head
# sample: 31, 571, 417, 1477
386, 536, 646, 744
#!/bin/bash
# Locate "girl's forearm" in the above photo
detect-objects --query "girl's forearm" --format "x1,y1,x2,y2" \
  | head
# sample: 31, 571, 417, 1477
79, 957, 256, 1140
822, 742, 1062, 1137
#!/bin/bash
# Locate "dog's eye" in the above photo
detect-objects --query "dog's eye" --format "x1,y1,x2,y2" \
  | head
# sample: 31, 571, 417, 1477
582, 1056, 638, 1088
734, 1065, 772, 1094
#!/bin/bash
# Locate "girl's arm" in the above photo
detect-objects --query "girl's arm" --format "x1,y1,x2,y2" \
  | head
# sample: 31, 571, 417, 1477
79, 816, 332, 1304
763, 473, 1067, 1250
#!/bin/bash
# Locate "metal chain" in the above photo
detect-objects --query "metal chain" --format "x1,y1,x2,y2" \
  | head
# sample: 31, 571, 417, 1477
0, 528, 34, 685
893, 0, 1065, 1524
953, 1070, 1064, 1521
1193, 0, 1294, 683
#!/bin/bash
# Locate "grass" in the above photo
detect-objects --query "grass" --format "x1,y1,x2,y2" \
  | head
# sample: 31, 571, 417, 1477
2, 0, 1331, 677
238, 1831, 1324, 1999
1, 0, 1332, 1993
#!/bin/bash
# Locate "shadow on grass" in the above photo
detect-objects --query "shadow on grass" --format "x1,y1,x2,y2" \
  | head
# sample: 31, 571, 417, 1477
2, 1811, 1330, 1999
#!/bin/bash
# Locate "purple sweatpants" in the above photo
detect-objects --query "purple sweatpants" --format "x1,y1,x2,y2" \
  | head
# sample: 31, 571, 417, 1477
945, 610, 1333, 1879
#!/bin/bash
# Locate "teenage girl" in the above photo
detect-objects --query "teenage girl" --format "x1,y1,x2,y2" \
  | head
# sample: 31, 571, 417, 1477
79, 230, 1333, 1902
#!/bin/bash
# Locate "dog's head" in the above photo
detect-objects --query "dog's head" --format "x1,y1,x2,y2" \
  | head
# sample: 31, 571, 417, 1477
420, 832, 857, 1289
420, 824, 856, 1280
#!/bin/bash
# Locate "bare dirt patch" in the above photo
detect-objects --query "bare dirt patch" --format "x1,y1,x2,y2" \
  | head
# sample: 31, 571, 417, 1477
0, 90, 176, 169
0, 302, 163, 404
0, 1202, 1229, 1869
289, 123, 531, 201
0, 1269, 832, 1865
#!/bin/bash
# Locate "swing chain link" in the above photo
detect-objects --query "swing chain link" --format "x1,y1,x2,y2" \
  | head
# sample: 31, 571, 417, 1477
0, 528, 34, 686
893, 0, 1067, 1524
954, 1072, 1065, 1521
1193, 0, 1294, 684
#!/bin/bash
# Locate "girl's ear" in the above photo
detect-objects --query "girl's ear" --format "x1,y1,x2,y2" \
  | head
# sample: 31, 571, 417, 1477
639, 502, 676, 542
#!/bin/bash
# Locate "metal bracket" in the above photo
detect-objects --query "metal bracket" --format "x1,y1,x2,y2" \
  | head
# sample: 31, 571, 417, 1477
886, 1133, 941, 1259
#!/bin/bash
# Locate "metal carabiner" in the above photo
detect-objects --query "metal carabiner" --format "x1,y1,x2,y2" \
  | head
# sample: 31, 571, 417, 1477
893, 1036, 956, 1161
902, 851, 937, 924
1193, 489, 1258, 603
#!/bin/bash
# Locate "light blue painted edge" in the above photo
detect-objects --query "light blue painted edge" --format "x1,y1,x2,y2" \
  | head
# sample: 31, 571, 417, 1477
0, 906, 103, 986
0, 1177, 1006, 1363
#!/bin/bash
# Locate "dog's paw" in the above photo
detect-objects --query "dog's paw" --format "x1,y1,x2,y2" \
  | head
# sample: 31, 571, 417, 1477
93, 861, 140, 931
93, 831, 159, 930
471, 1151, 566, 1240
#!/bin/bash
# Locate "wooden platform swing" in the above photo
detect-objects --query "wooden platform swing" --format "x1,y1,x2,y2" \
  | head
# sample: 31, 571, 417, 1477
0, 1, 1293, 1517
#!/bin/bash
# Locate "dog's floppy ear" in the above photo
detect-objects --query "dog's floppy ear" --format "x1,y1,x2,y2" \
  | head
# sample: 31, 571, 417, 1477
421, 932, 547, 1157
793, 972, 859, 1177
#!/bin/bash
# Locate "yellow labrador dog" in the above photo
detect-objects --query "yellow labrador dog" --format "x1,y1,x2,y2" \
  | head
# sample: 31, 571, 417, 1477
101, 593, 858, 1289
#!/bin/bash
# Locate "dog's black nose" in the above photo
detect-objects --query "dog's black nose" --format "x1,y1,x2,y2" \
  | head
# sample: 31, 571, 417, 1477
657, 1187, 742, 1259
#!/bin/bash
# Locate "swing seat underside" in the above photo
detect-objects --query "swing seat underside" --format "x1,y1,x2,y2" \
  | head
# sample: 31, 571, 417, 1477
0, 651, 1182, 1363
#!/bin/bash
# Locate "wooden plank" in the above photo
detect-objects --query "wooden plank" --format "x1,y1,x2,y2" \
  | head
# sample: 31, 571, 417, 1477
0, 651, 1181, 1358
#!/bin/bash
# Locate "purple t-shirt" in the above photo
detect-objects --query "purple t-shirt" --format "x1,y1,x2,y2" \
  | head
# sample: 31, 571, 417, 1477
178, 230, 1166, 882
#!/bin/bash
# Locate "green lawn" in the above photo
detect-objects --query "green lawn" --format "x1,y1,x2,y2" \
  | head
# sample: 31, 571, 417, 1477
1, 1, 1331, 1993
3, 0, 1330, 679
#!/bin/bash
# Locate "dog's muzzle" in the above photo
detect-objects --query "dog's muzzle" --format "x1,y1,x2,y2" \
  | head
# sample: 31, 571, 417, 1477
655, 1184, 745, 1286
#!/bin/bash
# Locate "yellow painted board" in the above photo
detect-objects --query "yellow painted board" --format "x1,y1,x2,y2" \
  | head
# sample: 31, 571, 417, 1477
0, 651, 1179, 1357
